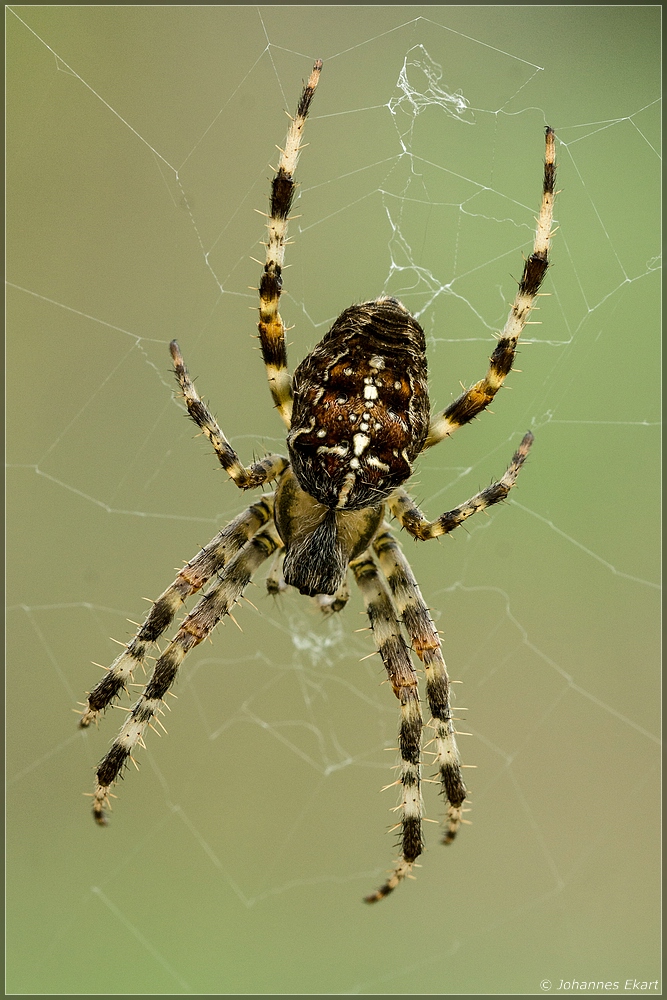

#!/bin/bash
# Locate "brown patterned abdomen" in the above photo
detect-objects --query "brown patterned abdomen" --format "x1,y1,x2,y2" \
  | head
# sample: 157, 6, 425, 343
288, 298, 430, 511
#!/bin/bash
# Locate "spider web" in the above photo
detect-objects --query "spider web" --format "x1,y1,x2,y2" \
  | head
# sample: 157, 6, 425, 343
6, 6, 661, 995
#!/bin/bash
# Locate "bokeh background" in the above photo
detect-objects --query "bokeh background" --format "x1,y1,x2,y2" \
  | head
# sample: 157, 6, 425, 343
7, 6, 660, 995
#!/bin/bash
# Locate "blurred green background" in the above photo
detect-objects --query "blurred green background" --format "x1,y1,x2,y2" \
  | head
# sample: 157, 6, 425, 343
7, 6, 660, 995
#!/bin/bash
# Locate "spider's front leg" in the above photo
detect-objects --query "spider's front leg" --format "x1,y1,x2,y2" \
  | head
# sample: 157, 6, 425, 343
351, 551, 423, 904
89, 523, 283, 825
78, 496, 275, 728
390, 431, 533, 541
373, 526, 467, 844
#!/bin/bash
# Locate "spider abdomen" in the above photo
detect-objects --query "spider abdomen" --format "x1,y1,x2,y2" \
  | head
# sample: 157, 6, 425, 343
287, 298, 430, 511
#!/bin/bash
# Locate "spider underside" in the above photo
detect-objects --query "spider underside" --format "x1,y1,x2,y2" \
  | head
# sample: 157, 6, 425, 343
78, 61, 556, 903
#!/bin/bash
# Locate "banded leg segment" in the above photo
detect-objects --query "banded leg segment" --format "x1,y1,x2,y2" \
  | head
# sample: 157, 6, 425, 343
426, 128, 556, 448
171, 340, 288, 489
314, 575, 350, 615
373, 526, 466, 843
90, 523, 283, 825
258, 60, 322, 427
390, 431, 533, 541
79, 497, 275, 728
350, 551, 423, 903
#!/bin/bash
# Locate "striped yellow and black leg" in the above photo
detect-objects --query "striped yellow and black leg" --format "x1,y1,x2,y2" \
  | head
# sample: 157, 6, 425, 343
257, 60, 322, 428
171, 340, 288, 490
425, 128, 556, 449
350, 551, 423, 903
78, 496, 275, 729
373, 526, 467, 844
314, 576, 351, 615
88, 523, 283, 825
390, 431, 534, 541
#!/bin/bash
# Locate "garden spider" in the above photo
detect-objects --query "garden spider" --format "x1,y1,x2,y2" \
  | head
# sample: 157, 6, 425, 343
78, 61, 556, 903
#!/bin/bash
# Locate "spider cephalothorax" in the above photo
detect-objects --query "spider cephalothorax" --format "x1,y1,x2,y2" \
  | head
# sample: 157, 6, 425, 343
79, 60, 556, 903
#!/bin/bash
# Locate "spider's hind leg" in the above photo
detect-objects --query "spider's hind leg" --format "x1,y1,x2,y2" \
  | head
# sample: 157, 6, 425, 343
425, 127, 556, 449
257, 60, 322, 428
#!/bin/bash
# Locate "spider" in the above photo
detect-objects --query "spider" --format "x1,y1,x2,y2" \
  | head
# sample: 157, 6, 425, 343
78, 61, 556, 903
